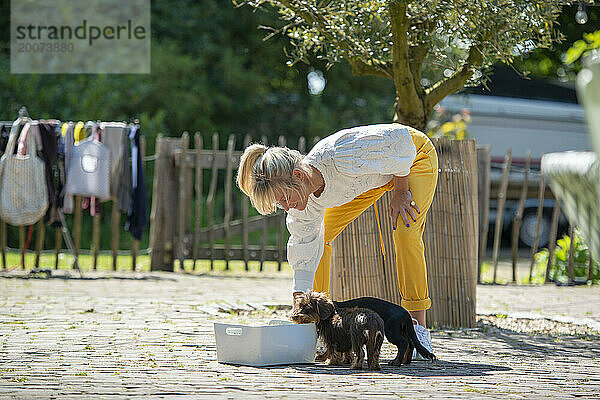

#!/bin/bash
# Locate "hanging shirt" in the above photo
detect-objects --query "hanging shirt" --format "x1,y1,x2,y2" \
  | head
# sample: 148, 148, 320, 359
117, 125, 133, 213
286, 123, 418, 292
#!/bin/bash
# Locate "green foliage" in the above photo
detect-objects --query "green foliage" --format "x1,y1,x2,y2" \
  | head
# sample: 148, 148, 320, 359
244, 0, 564, 85
514, 4, 600, 81
564, 30, 600, 64
533, 230, 599, 285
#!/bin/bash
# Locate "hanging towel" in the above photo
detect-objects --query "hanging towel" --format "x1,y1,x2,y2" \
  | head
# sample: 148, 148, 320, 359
117, 125, 133, 213
125, 124, 147, 241
100, 122, 128, 208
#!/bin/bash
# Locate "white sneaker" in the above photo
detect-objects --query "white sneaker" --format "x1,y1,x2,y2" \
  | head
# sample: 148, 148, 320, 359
411, 318, 432, 360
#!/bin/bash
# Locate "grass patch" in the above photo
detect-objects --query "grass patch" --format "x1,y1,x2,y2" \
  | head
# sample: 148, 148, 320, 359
2, 252, 151, 272
1, 251, 293, 275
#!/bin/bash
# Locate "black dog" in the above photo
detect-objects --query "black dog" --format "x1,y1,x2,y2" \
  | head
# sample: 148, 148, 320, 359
291, 291, 385, 370
335, 297, 436, 365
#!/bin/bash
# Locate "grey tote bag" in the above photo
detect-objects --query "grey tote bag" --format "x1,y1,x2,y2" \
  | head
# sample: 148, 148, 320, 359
65, 134, 111, 200
0, 119, 49, 226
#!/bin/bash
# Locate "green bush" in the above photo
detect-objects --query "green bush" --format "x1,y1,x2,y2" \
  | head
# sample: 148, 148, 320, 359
533, 230, 599, 285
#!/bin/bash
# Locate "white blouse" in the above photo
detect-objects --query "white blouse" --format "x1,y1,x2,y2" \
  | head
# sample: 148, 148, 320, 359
287, 123, 417, 292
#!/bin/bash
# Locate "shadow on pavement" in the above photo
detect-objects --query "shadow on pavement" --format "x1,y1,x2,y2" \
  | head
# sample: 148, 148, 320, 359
481, 328, 600, 359
179, 271, 291, 281
0, 271, 177, 281
284, 360, 511, 377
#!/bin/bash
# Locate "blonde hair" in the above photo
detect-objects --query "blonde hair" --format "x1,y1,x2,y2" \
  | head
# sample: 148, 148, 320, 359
236, 143, 311, 215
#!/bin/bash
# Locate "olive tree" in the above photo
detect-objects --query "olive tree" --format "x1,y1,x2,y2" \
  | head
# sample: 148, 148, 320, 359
236, 0, 573, 130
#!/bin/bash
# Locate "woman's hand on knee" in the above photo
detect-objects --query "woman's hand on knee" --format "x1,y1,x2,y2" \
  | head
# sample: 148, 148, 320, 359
390, 190, 419, 229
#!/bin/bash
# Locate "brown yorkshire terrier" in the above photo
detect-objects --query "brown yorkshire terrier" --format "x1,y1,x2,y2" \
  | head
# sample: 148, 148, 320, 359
290, 291, 384, 370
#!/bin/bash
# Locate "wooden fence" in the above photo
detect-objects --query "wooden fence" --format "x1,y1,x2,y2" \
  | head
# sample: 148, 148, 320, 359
150, 132, 307, 271
482, 147, 594, 284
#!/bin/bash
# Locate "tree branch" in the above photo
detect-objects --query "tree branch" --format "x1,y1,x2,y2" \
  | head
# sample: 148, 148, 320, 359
424, 45, 483, 110
347, 58, 392, 79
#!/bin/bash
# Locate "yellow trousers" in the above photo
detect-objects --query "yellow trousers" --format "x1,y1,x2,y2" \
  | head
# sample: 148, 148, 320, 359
312, 128, 439, 311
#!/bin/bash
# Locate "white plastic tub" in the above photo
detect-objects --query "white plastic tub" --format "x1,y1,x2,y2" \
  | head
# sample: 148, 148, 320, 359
214, 320, 317, 366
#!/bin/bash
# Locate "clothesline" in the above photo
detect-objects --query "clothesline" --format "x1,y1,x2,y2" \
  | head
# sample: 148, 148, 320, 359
1, 121, 157, 162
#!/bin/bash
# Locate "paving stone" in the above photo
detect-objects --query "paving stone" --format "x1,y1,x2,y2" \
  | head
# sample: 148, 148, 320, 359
0, 271, 599, 398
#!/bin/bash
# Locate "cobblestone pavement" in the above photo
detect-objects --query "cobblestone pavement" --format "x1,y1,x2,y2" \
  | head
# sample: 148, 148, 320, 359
1, 271, 599, 399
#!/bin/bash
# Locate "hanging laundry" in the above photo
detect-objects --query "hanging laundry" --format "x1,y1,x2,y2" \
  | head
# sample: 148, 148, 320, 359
80, 122, 104, 216
65, 122, 111, 201
0, 123, 10, 155
117, 124, 133, 213
100, 122, 130, 211
16, 121, 43, 157
15, 121, 31, 156
38, 120, 61, 224
73, 121, 89, 144
61, 122, 75, 213
54, 125, 67, 222
125, 124, 147, 241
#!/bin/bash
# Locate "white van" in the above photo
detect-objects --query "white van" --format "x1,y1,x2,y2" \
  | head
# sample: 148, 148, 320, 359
440, 94, 589, 162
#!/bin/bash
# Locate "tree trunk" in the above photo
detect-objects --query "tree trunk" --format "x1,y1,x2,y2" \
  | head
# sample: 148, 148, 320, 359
393, 96, 428, 132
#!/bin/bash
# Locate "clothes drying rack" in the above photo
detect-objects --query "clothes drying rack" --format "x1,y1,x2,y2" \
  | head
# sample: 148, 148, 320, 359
1, 107, 82, 277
